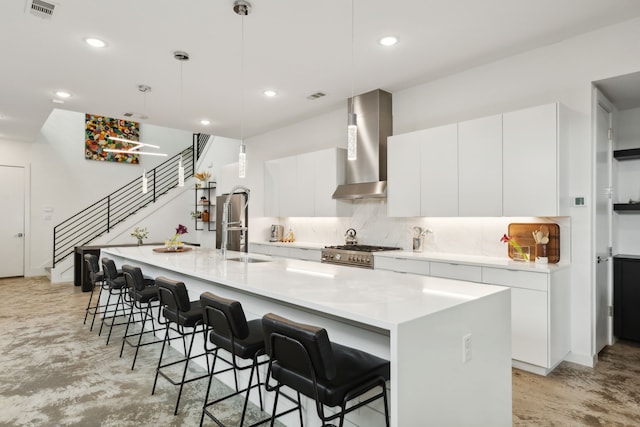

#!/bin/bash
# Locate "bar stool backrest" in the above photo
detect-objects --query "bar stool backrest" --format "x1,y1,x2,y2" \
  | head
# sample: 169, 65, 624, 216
121, 264, 146, 292
200, 291, 250, 340
84, 254, 100, 283
262, 313, 336, 381
101, 257, 119, 285
155, 276, 191, 313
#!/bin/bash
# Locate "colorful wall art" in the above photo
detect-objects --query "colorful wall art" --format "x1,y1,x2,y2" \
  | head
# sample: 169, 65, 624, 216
85, 114, 140, 163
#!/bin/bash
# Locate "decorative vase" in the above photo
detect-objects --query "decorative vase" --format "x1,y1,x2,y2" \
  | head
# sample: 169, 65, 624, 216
137, 238, 143, 246
536, 244, 548, 264
513, 246, 530, 262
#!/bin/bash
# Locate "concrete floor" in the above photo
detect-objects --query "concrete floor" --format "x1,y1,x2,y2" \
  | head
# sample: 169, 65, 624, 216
1, 276, 639, 426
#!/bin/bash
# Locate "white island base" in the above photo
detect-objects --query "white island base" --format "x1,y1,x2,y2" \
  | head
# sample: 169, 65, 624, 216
102, 246, 512, 427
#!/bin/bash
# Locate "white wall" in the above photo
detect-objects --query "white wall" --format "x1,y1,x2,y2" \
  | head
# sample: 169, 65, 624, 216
240, 17, 640, 366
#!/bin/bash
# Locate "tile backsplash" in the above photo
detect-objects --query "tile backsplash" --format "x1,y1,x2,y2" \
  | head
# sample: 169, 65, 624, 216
253, 199, 570, 262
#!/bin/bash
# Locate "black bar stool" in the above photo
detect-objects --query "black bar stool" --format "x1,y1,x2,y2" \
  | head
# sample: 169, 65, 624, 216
262, 313, 391, 427
152, 276, 210, 416
98, 257, 128, 345
83, 253, 104, 330
119, 264, 163, 370
199, 291, 269, 427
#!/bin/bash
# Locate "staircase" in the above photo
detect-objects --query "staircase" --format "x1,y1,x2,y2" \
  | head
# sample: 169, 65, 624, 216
48, 133, 210, 282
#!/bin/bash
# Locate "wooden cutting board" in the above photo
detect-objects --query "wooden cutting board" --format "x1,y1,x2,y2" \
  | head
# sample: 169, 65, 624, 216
507, 223, 560, 263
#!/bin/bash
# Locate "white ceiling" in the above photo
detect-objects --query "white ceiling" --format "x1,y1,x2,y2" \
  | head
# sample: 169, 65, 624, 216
2, 0, 640, 143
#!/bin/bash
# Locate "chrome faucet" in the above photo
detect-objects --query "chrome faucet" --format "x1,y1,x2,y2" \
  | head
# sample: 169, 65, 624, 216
221, 185, 250, 258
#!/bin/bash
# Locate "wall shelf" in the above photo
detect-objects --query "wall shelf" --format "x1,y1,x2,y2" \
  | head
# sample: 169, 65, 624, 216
613, 203, 640, 212
613, 148, 640, 160
194, 181, 216, 231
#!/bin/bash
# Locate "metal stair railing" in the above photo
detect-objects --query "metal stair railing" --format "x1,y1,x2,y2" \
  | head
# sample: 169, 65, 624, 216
52, 133, 210, 267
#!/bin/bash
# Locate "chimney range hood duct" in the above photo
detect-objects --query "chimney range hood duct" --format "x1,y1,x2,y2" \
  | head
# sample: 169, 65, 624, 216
332, 88, 392, 200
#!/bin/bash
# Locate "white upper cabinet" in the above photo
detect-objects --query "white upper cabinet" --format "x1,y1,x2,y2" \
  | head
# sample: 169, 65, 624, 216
387, 124, 457, 217
503, 103, 560, 216
458, 114, 503, 217
388, 102, 568, 218
387, 131, 422, 217
420, 124, 459, 217
264, 148, 351, 218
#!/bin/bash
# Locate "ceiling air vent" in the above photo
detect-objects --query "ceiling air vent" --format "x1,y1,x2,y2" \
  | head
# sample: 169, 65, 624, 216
306, 92, 326, 100
27, 0, 56, 19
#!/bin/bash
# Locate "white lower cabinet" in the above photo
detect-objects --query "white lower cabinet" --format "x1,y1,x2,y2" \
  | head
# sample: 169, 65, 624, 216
510, 286, 548, 367
482, 267, 570, 374
374, 254, 570, 375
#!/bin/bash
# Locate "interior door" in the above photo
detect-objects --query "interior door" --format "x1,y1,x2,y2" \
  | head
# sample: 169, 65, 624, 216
594, 88, 614, 353
0, 166, 25, 277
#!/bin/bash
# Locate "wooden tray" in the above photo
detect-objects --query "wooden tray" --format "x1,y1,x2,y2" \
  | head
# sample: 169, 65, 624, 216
152, 247, 193, 253
507, 223, 560, 263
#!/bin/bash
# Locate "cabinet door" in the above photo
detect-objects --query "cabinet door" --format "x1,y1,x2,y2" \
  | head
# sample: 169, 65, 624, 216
511, 287, 548, 367
387, 133, 422, 217
503, 103, 558, 216
458, 115, 503, 216
314, 148, 351, 217
420, 124, 458, 217
278, 156, 298, 217
614, 258, 640, 341
293, 152, 315, 217
264, 159, 282, 217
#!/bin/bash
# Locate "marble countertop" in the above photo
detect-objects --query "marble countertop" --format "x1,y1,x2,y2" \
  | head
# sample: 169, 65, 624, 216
250, 241, 569, 273
375, 250, 569, 273
101, 245, 508, 330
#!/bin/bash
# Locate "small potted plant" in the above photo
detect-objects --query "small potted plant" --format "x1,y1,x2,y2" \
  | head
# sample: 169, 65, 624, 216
131, 226, 149, 246
193, 171, 211, 188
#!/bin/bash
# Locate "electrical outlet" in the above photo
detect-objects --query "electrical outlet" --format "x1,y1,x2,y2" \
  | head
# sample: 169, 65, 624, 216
462, 333, 472, 363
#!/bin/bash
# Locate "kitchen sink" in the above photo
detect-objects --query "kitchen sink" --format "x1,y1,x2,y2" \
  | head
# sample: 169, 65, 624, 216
226, 256, 270, 263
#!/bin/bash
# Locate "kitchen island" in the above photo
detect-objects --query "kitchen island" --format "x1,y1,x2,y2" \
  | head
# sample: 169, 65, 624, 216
102, 245, 512, 427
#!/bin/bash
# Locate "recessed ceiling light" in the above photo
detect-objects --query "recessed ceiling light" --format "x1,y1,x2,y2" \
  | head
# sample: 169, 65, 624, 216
200, 119, 211, 125
263, 89, 277, 97
84, 37, 107, 48
55, 91, 71, 98
379, 36, 398, 47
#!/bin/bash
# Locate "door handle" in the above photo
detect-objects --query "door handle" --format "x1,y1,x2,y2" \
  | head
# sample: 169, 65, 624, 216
596, 256, 608, 263
17, 232, 23, 237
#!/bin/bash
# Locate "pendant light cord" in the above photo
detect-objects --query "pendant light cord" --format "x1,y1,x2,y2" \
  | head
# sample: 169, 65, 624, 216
240, 13, 245, 144
350, 0, 355, 115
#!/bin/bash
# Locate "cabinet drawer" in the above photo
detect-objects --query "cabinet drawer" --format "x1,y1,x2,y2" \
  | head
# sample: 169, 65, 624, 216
374, 256, 430, 276
288, 248, 320, 262
250, 243, 271, 255
430, 262, 481, 282
269, 246, 291, 258
482, 267, 548, 291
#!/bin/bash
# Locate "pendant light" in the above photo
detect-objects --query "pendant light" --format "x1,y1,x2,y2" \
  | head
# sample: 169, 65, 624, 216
174, 51, 190, 186
178, 155, 185, 187
141, 169, 148, 194
234, 0, 250, 178
347, 0, 357, 161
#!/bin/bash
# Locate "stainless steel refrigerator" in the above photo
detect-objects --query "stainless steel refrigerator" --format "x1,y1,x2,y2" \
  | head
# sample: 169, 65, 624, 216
215, 192, 249, 252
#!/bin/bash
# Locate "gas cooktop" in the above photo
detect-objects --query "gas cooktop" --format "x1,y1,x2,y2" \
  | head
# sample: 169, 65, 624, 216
321, 245, 401, 268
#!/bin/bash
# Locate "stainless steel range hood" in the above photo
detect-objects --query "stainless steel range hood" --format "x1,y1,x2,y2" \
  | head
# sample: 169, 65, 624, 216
332, 89, 392, 200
